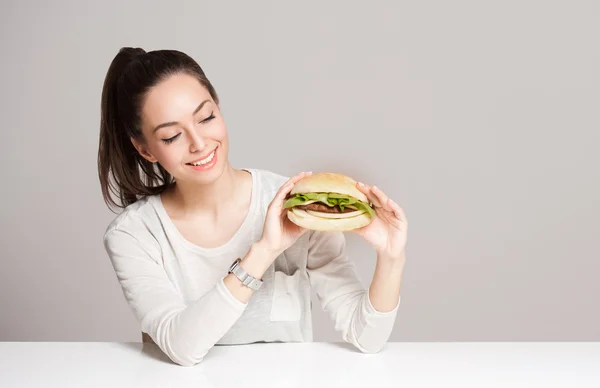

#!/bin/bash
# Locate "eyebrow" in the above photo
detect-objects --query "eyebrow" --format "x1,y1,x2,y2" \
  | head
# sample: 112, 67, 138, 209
152, 99, 211, 133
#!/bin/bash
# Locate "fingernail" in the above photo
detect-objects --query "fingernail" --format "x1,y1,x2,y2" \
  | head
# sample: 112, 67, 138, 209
358, 182, 365, 187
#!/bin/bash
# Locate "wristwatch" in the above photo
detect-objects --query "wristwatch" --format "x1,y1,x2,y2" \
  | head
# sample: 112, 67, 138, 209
228, 258, 263, 291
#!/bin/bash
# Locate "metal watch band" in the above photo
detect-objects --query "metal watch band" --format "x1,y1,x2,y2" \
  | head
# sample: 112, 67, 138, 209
229, 258, 263, 291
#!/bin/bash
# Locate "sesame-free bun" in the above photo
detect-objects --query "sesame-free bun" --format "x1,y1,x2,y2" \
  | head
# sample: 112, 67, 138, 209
287, 207, 372, 231
290, 172, 368, 203
286, 172, 373, 231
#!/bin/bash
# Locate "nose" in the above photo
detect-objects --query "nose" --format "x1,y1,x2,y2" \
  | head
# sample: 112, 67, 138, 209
189, 131, 207, 153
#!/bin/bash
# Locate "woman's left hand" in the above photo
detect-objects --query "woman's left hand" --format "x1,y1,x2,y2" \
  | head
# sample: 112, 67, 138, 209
352, 182, 408, 261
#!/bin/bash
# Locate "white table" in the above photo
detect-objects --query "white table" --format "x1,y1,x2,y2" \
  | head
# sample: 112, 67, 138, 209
1, 342, 598, 387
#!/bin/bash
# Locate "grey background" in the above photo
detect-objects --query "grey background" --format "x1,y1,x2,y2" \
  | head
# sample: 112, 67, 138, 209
1, 0, 598, 342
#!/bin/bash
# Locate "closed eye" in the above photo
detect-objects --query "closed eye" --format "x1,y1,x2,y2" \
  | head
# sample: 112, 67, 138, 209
161, 133, 181, 144
199, 112, 215, 124
161, 112, 215, 144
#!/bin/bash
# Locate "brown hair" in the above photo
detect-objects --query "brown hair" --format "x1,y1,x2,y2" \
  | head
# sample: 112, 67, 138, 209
98, 47, 219, 212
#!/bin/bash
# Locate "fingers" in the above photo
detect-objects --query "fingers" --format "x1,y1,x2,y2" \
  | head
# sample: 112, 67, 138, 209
371, 185, 391, 209
388, 199, 407, 224
357, 182, 407, 223
271, 171, 313, 209
284, 171, 313, 188
356, 182, 383, 208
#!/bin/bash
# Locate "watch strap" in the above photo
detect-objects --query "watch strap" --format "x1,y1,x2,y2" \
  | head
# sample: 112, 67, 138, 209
229, 258, 263, 290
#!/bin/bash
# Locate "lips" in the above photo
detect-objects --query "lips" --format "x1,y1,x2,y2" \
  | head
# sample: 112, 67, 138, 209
186, 147, 217, 165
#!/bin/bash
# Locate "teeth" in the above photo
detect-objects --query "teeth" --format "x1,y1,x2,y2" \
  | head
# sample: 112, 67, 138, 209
191, 150, 215, 166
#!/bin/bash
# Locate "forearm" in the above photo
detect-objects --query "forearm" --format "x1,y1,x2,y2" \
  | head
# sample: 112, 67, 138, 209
368, 250, 406, 312
156, 280, 245, 366
154, 241, 278, 365
223, 240, 279, 304
341, 252, 406, 353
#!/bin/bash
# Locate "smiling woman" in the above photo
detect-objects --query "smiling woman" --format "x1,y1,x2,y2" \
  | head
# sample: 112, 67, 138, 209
97, 47, 406, 367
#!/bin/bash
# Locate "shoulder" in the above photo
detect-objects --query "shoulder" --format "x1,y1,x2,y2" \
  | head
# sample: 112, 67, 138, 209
103, 195, 160, 244
102, 195, 165, 264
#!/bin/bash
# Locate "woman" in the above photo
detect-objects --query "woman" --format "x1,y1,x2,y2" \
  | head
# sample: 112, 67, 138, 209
98, 47, 408, 367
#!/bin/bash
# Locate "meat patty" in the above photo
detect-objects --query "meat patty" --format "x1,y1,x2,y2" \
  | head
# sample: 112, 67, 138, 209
295, 202, 357, 213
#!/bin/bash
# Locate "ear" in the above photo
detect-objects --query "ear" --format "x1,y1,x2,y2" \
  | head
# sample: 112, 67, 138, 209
130, 137, 158, 163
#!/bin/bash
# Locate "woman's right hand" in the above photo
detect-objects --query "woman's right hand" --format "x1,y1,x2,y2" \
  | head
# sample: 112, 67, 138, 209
258, 171, 313, 257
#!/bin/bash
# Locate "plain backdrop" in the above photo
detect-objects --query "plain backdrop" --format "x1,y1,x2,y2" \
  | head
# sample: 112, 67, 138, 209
1, 0, 598, 343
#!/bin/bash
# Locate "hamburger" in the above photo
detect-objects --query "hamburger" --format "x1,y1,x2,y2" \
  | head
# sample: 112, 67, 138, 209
283, 172, 375, 231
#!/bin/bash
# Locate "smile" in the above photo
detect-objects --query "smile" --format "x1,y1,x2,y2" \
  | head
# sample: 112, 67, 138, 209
187, 148, 217, 166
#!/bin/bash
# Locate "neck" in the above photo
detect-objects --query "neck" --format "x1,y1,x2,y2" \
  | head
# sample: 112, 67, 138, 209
168, 161, 245, 216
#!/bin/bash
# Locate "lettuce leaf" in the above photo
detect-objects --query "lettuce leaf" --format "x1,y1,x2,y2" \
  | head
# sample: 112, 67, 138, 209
283, 192, 375, 218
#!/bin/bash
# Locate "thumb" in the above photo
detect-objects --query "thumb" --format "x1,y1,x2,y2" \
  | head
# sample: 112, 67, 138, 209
274, 182, 293, 207
271, 172, 312, 210
268, 183, 291, 214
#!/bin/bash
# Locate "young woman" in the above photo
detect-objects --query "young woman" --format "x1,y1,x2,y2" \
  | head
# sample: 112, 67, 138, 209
98, 47, 408, 367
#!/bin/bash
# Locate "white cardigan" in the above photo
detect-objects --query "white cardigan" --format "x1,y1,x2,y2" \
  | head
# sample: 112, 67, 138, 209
103, 168, 400, 366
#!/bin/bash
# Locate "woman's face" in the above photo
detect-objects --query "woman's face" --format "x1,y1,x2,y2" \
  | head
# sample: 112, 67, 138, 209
133, 73, 229, 185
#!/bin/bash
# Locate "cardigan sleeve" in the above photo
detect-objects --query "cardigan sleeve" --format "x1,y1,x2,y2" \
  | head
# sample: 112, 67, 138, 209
306, 230, 400, 353
104, 226, 247, 366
